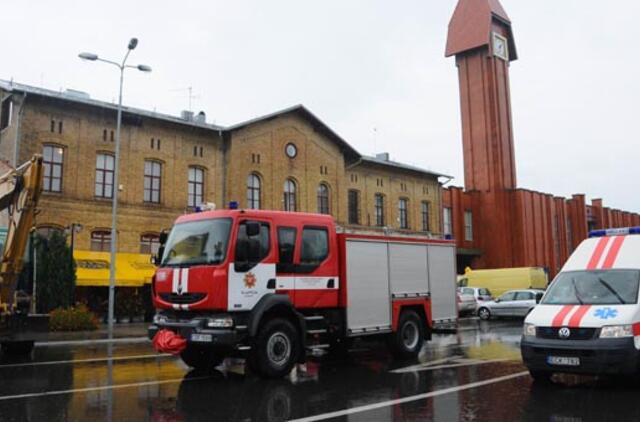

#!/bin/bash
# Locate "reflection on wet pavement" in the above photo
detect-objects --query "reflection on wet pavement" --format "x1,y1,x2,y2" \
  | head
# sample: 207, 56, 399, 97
0, 320, 637, 422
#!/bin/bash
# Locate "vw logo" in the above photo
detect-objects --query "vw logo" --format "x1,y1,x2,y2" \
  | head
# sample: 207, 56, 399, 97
558, 327, 571, 339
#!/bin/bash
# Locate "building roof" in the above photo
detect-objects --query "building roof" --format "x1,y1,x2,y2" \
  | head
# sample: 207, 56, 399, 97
445, 0, 518, 60
226, 104, 361, 160
1, 79, 452, 182
0, 79, 225, 131
359, 155, 453, 180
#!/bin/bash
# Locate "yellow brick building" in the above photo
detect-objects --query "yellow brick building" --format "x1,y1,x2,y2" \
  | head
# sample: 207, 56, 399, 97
0, 80, 449, 262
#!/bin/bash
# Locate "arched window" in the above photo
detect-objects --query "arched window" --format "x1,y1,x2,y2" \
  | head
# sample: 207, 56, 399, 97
36, 225, 64, 239
283, 179, 297, 212
91, 230, 111, 252
399, 198, 409, 229
140, 233, 160, 254
317, 183, 330, 214
144, 160, 162, 203
95, 153, 115, 198
246, 173, 261, 209
42, 144, 64, 192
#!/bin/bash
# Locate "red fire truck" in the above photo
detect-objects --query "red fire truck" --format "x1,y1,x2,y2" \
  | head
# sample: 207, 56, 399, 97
149, 206, 457, 378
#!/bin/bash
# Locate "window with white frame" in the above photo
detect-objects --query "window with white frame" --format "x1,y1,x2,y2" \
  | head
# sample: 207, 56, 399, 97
188, 166, 204, 208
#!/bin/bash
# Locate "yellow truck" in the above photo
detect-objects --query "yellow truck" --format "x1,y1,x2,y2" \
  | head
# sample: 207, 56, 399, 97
457, 267, 548, 297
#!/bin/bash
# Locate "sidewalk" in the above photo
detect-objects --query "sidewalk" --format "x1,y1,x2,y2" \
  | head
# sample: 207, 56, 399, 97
36, 322, 149, 347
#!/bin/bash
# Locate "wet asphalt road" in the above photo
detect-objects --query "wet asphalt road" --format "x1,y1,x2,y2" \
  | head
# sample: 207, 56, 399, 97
1, 320, 639, 422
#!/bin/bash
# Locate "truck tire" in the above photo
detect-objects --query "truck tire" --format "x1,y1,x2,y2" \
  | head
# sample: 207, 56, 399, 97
389, 310, 424, 359
478, 307, 491, 320
180, 346, 223, 372
1, 341, 34, 356
249, 318, 300, 378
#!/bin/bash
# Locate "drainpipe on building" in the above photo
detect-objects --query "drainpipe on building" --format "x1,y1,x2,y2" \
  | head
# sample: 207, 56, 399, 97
13, 93, 27, 166
219, 129, 227, 206
439, 176, 454, 237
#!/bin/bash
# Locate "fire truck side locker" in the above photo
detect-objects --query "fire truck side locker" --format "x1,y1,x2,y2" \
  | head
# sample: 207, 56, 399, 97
427, 243, 458, 330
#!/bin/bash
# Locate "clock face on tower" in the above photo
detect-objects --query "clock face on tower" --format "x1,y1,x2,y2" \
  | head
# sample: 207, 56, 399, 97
492, 32, 509, 61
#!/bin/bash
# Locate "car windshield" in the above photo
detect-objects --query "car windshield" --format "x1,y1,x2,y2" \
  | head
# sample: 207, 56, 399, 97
161, 218, 232, 267
542, 270, 640, 305
478, 288, 491, 296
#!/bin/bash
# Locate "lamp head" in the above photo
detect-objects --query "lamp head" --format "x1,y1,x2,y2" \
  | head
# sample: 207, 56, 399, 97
137, 64, 152, 72
128, 38, 138, 50
78, 52, 98, 61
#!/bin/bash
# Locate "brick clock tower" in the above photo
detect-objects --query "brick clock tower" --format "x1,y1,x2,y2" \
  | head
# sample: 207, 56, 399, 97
446, 0, 519, 268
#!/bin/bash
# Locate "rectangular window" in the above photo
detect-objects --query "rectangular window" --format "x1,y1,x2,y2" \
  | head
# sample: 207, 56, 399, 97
375, 194, 385, 227
421, 201, 431, 232
443, 207, 452, 236
0, 97, 12, 130
399, 198, 409, 229
235, 221, 270, 270
277, 227, 297, 273
188, 167, 204, 208
348, 190, 360, 225
300, 227, 329, 268
95, 153, 115, 198
91, 231, 111, 252
140, 234, 160, 254
42, 145, 64, 192
464, 210, 473, 241
144, 160, 162, 203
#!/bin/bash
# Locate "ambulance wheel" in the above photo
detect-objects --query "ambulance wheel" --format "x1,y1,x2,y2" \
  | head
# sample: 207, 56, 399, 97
249, 318, 300, 379
389, 310, 424, 359
529, 370, 552, 383
478, 307, 491, 320
180, 346, 223, 372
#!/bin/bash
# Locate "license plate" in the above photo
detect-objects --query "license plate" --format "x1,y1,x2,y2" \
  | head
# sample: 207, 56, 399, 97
190, 333, 212, 343
547, 356, 580, 366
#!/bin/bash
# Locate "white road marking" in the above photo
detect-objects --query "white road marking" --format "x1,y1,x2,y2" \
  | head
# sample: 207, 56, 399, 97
0, 375, 209, 402
0, 353, 172, 370
289, 370, 530, 422
391, 358, 510, 374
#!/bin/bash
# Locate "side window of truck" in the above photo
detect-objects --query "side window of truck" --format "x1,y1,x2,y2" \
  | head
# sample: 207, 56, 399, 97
276, 227, 297, 273
235, 221, 270, 272
297, 226, 329, 273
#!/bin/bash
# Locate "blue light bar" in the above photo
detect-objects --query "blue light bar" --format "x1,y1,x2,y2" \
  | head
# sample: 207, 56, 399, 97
228, 201, 239, 210
588, 227, 640, 238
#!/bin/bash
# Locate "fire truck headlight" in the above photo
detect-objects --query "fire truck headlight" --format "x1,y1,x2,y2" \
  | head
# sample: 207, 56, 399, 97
599, 325, 633, 338
523, 323, 536, 337
207, 317, 234, 328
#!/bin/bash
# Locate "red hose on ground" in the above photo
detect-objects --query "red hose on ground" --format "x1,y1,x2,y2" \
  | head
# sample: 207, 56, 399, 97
152, 329, 187, 355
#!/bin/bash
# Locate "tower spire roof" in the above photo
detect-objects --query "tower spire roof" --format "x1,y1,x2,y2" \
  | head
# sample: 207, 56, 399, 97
445, 0, 517, 60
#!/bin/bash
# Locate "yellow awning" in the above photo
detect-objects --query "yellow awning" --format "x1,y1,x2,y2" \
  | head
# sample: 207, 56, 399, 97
74, 250, 156, 287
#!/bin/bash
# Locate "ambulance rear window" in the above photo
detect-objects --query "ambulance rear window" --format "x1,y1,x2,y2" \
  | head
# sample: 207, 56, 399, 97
542, 270, 640, 305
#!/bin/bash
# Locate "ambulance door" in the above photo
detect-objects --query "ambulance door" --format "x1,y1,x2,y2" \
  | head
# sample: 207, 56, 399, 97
227, 220, 277, 312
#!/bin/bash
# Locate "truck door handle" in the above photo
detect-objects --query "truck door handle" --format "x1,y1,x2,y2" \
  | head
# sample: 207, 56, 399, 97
327, 278, 335, 288
267, 279, 276, 289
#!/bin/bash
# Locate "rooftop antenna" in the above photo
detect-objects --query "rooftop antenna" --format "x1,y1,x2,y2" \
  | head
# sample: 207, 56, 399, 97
170, 86, 200, 112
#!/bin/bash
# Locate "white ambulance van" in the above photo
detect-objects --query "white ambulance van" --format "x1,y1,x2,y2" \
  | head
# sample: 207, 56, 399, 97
521, 227, 640, 381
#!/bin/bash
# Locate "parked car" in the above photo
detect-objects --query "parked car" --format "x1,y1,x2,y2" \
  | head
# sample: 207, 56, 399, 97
457, 287, 478, 315
477, 289, 544, 320
465, 287, 493, 303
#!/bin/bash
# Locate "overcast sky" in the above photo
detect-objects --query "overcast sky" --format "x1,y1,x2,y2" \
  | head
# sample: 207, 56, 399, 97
2, 1, 639, 211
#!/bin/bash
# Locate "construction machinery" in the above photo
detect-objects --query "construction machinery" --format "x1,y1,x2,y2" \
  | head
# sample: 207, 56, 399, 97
0, 155, 46, 356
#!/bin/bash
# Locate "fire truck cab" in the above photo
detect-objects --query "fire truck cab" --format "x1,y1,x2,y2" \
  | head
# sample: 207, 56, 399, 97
149, 207, 457, 378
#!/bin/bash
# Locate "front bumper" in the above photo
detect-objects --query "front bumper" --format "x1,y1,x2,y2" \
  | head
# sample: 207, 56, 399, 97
521, 335, 640, 375
148, 314, 248, 351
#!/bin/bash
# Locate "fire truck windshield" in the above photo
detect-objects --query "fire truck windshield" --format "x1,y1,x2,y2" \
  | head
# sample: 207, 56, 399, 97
542, 270, 640, 305
161, 218, 232, 267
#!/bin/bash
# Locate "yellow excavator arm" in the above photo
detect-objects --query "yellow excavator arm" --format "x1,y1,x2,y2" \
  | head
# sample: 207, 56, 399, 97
0, 155, 43, 311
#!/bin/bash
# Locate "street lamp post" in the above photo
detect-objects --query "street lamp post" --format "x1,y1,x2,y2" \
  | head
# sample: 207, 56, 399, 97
79, 39, 151, 339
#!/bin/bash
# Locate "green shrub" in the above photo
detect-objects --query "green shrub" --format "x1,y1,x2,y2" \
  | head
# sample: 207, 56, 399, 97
49, 304, 99, 332
35, 232, 76, 313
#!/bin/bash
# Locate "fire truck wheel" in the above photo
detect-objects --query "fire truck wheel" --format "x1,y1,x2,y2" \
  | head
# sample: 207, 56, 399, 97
389, 310, 424, 359
0, 341, 34, 356
249, 318, 300, 378
180, 346, 223, 372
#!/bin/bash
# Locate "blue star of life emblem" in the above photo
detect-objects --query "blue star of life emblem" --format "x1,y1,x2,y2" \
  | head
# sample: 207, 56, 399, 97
594, 307, 618, 320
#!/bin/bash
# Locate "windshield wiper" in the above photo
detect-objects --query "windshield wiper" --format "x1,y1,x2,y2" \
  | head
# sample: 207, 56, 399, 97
571, 278, 584, 305
596, 277, 626, 304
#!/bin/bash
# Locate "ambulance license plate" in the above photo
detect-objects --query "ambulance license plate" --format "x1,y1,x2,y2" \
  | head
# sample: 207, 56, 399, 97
547, 356, 580, 366
190, 334, 212, 343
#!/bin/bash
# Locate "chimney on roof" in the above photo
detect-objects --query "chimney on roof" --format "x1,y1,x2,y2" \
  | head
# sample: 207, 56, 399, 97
194, 111, 206, 124
376, 152, 390, 161
181, 110, 194, 121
